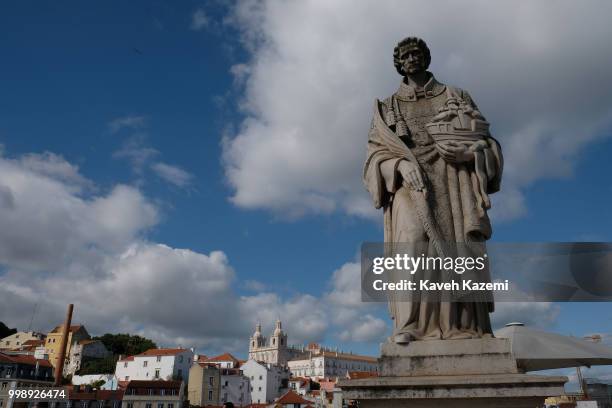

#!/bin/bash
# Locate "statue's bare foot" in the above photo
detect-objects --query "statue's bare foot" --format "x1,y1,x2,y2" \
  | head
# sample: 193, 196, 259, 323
394, 333, 415, 344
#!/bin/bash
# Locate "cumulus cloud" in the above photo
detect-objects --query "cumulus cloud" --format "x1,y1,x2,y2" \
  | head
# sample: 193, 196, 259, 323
324, 261, 389, 343
223, 0, 612, 221
151, 162, 194, 188
0, 151, 387, 354
0, 153, 157, 272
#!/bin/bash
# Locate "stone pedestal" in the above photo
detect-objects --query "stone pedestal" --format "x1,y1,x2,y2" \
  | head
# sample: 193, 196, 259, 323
338, 338, 567, 408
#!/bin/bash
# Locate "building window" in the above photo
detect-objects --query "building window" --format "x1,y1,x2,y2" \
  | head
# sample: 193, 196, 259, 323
209, 376, 214, 386
124, 362, 128, 368
168, 405, 173, 408
143, 361, 148, 367
208, 390, 213, 401
157, 404, 163, 408
127, 403, 133, 408
145, 404, 152, 408
156, 356, 161, 362
154, 369, 160, 379
178, 356, 183, 363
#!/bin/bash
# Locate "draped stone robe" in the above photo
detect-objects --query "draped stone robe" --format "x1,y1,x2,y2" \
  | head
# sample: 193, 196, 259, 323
363, 73, 503, 340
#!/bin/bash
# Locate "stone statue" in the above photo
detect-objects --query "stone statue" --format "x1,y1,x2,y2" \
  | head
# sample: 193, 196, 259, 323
363, 37, 503, 343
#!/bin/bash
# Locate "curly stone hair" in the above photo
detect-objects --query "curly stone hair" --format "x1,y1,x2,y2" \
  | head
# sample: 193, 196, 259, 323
393, 36, 431, 75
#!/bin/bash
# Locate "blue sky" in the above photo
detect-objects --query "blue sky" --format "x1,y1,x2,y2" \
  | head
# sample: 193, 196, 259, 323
1, 1, 612, 386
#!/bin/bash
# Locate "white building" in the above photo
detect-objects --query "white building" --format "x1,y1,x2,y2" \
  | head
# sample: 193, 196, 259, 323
248, 320, 307, 366
241, 359, 289, 405
64, 339, 111, 376
287, 345, 378, 379
0, 332, 45, 351
288, 377, 311, 396
220, 367, 251, 407
115, 348, 193, 382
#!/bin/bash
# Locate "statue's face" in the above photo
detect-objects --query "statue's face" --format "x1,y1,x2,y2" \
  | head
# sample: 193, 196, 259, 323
399, 45, 426, 75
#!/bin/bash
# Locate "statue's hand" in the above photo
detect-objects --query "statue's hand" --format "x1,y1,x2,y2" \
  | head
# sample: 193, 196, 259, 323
436, 141, 475, 163
397, 160, 426, 192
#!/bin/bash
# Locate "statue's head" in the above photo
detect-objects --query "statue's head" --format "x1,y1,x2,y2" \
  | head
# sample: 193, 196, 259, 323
393, 37, 431, 76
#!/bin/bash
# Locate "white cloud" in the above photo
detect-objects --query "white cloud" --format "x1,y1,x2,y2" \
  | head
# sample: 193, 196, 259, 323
0, 150, 562, 355
223, 0, 612, 221
324, 261, 389, 343
151, 162, 193, 188
0, 151, 387, 354
18, 152, 92, 190
0, 153, 157, 272
191, 8, 209, 31
108, 115, 147, 134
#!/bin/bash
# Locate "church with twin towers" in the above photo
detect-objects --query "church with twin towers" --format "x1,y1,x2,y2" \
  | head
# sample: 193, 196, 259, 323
248, 320, 379, 378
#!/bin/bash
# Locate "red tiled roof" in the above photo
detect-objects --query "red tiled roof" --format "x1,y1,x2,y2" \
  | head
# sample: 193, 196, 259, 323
0, 352, 52, 367
290, 377, 310, 386
206, 352, 239, 362
137, 348, 186, 357
276, 389, 310, 404
119, 355, 135, 362
318, 379, 336, 392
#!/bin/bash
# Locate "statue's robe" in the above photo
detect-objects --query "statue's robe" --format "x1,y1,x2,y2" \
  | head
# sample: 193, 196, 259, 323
363, 73, 503, 340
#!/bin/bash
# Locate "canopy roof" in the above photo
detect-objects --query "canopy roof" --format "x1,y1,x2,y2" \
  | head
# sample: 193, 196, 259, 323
495, 323, 612, 371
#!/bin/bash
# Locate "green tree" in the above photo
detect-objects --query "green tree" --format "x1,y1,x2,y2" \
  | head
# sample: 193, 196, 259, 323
0, 322, 17, 339
77, 356, 118, 375
93, 333, 157, 356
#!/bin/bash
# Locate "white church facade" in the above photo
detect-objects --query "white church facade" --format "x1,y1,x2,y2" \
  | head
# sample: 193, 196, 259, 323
248, 320, 378, 379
